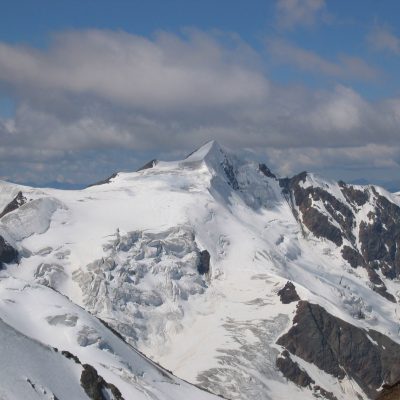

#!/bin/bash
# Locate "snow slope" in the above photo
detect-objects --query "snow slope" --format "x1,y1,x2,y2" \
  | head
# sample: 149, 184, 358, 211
0, 316, 89, 400
1, 140, 400, 400
0, 276, 219, 400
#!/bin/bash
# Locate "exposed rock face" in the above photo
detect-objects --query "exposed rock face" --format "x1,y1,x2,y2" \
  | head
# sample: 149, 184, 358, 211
340, 246, 396, 302
280, 173, 400, 302
341, 246, 364, 268
371, 279, 396, 303
277, 301, 400, 399
137, 159, 158, 172
259, 163, 276, 179
303, 207, 344, 246
61, 350, 81, 364
280, 172, 353, 246
313, 386, 338, 400
0, 191, 26, 218
276, 350, 314, 387
221, 157, 239, 190
87, 173, 118, 188
342, 187, 400, 301
358, 190, 400, 280
277, 281, 300, 304
339, 181, 369, 208
60, 346, 124, 399
377, 381, 400, 400
198, 250, 211, 275
0, 235, 18, 268
81, 364, 124, 400
276, 344, 338, 399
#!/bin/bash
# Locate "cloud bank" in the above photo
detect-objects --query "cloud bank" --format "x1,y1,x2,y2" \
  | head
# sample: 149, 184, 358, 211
0, 28, 399, 184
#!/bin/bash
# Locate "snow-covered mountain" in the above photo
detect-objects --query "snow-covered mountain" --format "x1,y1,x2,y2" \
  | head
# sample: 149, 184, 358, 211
1, 140, 400, 400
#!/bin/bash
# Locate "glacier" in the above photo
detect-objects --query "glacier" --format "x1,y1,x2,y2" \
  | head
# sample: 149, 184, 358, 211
1, 140, 400, 399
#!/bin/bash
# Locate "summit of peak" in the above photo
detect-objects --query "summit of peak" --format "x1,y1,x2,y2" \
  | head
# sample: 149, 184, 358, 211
182, 140, 242, 190
184, 140, 226, 163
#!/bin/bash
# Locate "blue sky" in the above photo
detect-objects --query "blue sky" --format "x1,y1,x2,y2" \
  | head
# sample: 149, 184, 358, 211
0, 0, 400, 189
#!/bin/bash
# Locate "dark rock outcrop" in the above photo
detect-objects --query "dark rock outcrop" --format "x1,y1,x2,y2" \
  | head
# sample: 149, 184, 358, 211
61, 350, 81, 364
0, 236, 18, 268
277, 301, 400, 398
81, 364, 124, 400
278, 281, 300, 304
365, 268, 396, 303
87, 173, 118, 188
60, 347, 124, 400
372, 283, 396, 303
276, 350, 314, 387
313, 386, 338, 400
377, 381, 400, 400
136, 159, 158, 172
358, 191, 400, 280
0, 191, 26, 219
339, 189, 400, 301
221, 158, 239, 190
279, 171, 307, 200
339, 181, 369, 208
61, 348, 125, 399
198, 250, 210, 275
334, 188, 400, 302
341, 246, 364, 268
281, 173, 400, 301
302, 207, 343, 246
259, 163, 276, 179
279, 172, 354, 247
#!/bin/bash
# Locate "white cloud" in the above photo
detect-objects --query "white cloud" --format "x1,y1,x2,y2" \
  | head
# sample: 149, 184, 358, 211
368, 26, 400, 54
309, 86, 365, 132
0, 29, 399, 185
265, 144, 400, 177
0, 29, 267, 110
267, 39, 378, 79
275, 0, 326, 29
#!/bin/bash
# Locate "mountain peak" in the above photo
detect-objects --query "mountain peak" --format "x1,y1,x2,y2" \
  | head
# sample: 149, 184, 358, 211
184, 140, 225, 163
3, 135, 400, 400
182, 140, 242, 191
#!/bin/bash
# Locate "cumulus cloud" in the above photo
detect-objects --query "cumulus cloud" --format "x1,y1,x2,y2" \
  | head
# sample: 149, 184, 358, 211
0, 29, 267, 110
0, 28, 399, 185
275, 0, 326, 30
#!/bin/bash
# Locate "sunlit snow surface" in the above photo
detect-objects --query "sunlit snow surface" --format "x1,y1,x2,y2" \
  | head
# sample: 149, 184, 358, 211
1, 141, 400, 400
